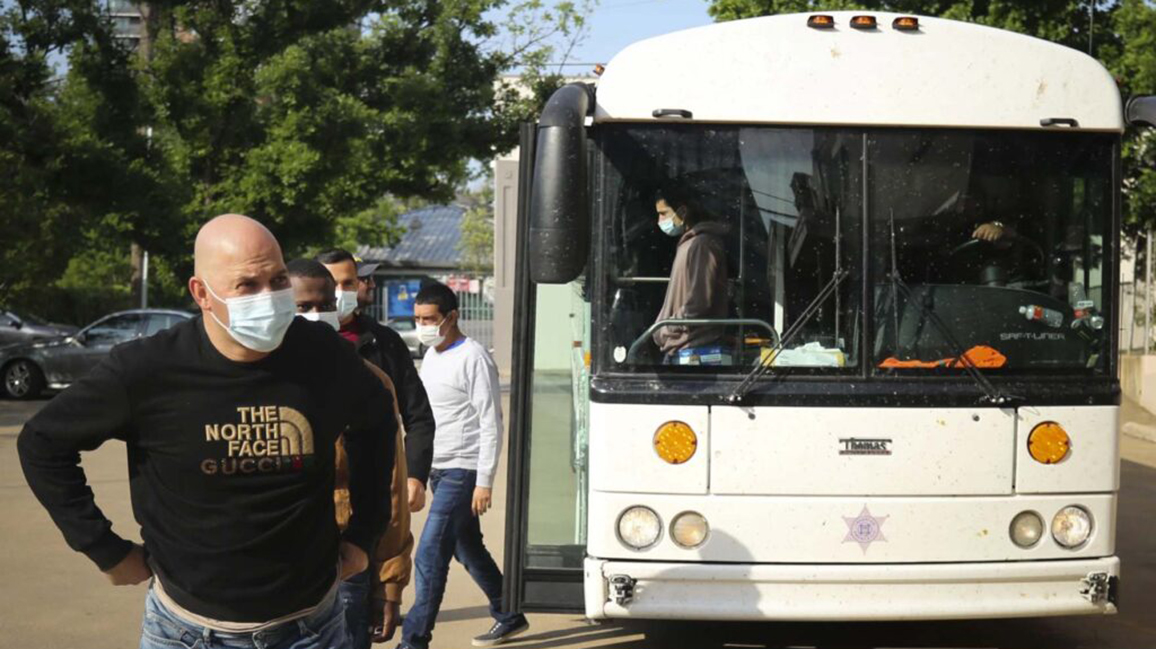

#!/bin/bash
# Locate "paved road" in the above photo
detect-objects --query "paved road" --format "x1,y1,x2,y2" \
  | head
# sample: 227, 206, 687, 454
2, 396, 1154, 649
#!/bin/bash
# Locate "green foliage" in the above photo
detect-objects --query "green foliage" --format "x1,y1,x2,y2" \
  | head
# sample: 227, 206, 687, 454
0, 0, 110, 302
0, 0, 593, 322
322, 195, 409, 258
458, 178, 496, 274
491, 0, 596, 144
1113, 0, 1156, 233
705, 0, 1156, 232
139, 0, 515, 256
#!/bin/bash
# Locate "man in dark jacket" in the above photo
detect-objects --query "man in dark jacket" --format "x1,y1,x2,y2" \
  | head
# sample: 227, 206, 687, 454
318, 248, 436, 640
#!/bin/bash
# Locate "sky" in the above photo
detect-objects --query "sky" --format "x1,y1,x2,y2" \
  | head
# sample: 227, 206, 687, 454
555, 0, 715, 70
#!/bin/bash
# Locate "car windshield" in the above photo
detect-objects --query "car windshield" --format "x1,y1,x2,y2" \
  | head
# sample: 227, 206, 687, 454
5, 310, 48, 325
594, 124, 1113, 374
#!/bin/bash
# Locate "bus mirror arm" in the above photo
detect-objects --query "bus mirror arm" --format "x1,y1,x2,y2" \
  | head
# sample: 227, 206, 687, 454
1126, 96, 1156, 128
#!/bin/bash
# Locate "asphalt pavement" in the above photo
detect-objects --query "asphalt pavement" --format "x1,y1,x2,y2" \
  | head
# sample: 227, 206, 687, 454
1, 397, 1155, 649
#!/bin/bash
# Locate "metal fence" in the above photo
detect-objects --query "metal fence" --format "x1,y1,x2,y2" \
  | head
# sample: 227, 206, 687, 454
1122, 231, 1151, 355
362, 276, 495, 353
455, 285, 495, 352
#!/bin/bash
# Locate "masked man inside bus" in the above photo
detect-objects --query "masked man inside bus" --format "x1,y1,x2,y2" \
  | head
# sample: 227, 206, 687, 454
652, 184, 731, 364
288, 258, 414, 647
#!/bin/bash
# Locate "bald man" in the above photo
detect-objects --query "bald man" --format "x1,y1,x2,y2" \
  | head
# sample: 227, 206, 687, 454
18, 214, 396, 649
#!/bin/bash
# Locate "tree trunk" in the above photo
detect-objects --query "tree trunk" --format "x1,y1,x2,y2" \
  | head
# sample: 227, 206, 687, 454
130, 3, 154, 306
130, 242, 144, 307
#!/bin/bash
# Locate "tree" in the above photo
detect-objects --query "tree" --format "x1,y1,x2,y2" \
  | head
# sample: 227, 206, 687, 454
0, 0, 106, 302
0, 0, 593, 322
131, 0, 512, 260
489, 0, 596, 140
1113, 0, 1156, 234
704, 0, 1156, 231
458, 178, 496, 274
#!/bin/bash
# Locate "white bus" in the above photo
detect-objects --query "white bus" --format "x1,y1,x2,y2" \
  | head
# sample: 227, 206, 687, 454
501, 12, 1156, 621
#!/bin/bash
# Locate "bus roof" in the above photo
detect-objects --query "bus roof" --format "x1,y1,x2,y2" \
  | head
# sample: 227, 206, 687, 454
594, 12, 1123, 132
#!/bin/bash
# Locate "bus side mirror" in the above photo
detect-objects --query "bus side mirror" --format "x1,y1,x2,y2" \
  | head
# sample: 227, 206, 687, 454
529, 83, 594, 284
1126, 96, 1156, 128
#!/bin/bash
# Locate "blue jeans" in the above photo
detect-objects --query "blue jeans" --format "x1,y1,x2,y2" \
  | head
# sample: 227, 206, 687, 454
337, 569, 371, 649
400, 468, 520, 649
140, 583, 350, 649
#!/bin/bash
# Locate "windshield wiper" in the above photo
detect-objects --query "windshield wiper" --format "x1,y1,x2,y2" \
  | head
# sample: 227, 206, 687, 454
728, 268, 849, 403
885, 211, 1019, 406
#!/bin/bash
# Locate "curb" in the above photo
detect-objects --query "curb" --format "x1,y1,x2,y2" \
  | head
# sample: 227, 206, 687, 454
1122, 421, 1156, 444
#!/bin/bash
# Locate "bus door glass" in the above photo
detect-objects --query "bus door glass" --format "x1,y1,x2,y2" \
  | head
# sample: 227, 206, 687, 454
505, 125, 590, 613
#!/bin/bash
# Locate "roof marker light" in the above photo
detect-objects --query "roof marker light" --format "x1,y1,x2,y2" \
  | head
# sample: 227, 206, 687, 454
893, 16, 920, 31
850, 15, 877, 30
807, 15, 835, 29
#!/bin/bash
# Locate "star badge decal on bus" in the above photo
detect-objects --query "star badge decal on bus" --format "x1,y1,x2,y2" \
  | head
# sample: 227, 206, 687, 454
843, 506, 888, 553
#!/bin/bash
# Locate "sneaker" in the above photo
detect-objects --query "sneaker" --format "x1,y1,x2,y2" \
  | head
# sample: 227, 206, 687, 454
471, 617, 529, 647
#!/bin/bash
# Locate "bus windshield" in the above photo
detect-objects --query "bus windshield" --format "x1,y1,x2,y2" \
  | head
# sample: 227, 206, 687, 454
595, 125, 1113, 374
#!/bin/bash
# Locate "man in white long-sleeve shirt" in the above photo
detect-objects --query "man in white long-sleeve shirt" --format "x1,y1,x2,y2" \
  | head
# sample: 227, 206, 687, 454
398, 281, 529, 649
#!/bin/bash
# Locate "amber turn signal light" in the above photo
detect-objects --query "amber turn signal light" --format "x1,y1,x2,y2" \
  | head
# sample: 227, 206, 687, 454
654, 421, 698, 464
1028, 422, 1071, 464
807, 14, 835, 29
893, 16, 920, 31
850, 15, 877, 30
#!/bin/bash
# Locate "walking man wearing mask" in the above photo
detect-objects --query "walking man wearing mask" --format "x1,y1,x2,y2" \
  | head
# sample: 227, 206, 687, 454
18, 214, 395, 649
288, 258, 416, 647
317, 249, 435, 642
399, 281, 529, 649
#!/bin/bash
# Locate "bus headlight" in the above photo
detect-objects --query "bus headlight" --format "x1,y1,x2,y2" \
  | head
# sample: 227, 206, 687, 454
1028, 422, 1071, 464
1009, 511, 1043, 548
617, 506, 662, 550
671, 511, 709, 548
1051, 506, 1093, 549
653, 421, 698, 464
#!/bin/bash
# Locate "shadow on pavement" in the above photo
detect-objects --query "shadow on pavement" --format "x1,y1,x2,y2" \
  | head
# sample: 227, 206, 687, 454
506, 621, 643, 649
0, 397, 50, 430
437, 605, 492, 623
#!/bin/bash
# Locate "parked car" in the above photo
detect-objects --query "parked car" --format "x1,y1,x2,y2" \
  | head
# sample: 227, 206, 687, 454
0, 309, 78, 346
388, 316, 425, 359
1, 309, 193, 399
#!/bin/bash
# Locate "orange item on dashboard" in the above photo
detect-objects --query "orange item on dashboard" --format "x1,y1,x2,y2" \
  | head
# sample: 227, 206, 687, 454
879, 345, 1007, 369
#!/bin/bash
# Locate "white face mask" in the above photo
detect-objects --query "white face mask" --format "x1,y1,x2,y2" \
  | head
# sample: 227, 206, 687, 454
298, 310, 341, 331
417, 319, 446, 348
201, 279, 296, 353
335, 289, 359, 320
659, 217, 685, 237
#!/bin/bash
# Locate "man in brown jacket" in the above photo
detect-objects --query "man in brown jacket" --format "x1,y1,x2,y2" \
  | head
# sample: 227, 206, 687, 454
288, 258, 413, 647
652, 185, 730, 364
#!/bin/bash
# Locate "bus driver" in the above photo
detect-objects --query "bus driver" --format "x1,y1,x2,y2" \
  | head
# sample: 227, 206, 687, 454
651, 185, 730, 364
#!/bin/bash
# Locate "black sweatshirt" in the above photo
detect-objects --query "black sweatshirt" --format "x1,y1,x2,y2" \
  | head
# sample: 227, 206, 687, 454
351, 313, 435, 483
17, 316, 395, 622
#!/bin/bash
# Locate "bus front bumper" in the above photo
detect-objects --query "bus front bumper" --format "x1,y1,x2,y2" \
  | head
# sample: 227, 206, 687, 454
584, 557, 1119, 621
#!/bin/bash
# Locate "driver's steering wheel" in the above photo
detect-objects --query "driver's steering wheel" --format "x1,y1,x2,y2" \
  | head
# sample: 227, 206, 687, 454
948, 233, 1045, 286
